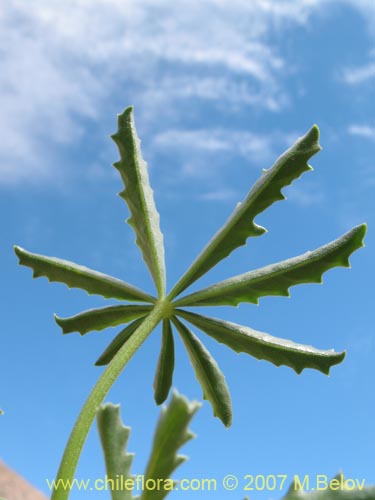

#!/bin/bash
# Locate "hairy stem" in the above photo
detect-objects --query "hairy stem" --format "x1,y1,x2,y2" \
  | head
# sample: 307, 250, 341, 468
51, 299, 170, 500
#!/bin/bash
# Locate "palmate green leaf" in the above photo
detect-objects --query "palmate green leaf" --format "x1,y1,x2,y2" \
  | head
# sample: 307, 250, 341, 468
14, 246, 156, 303
153, 320, 175, 405
140, 391, 200, 500
55, 305, 152, 335
169, 125, 321, 299
171, 316, 232, 427
97, 403, 134, 500
95, 317, 146, 366
176, 310, 345, 375
112, 107, 166, 298
283, 473, 375, 500
175, 224, 366, 307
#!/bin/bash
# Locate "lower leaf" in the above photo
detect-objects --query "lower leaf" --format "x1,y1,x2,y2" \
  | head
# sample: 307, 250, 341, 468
176, 309, 345, 375
283, 473, 375, 500
153, 320, 175, 405
55, 305, 152, 335
141, 391, 200, 500
95, 317, 146, 366
171, 316, 232, 427
97, 403, 134, 500
175, 224, 366, 307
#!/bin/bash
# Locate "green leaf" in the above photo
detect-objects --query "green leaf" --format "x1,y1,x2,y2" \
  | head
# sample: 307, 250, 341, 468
14, 246, 156, 303
283, 473, 375, 500
175, 224, 366, 307
112, 107, 166, 297
55, 305, 152, 335
95, 317, 146, 366
169, 125, 321, 299
140, 391, 200, 500
176, 310, 345, 375
154, 320, 175, 405
97, 403, 134, 500
171, 316, 232, 427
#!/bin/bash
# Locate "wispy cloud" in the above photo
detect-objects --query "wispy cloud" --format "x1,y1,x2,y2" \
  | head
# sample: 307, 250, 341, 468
151, 126, 295, 190
342, 0, 375, 29
151, 126, 311, 202
341, 61, 375, 85
139, 76, 288, 112
283, 182, 325, 207
348, 124, 375, 140
0, 0, 373, 186
339, 34, 375, 86
153, 128, 276, 163
199, 189, 238, 202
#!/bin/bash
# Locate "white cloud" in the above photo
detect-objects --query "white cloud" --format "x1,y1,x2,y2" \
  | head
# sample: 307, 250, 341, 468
151, 127, 306, 201
348, 124, 375, 140
284, 183, 325, 207
341, 62, 375, 85
0, 0, 373, 186
342, 0, 375, 26
139, 75, 288, 112
339, 38, 375, 86
153, 128, 276, 164
199, 189, 238, 202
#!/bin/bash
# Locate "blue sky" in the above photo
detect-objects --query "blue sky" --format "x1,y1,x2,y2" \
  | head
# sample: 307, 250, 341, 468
1, 1, 374, 498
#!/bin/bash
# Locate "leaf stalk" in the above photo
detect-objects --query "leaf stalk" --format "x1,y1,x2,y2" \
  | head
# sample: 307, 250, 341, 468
51, 298, 171, 500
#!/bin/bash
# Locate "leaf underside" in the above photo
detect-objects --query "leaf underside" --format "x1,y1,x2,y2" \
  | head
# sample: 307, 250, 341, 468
141, 391, 200, 500
175, 224, 366, 307
154, 320, 175, 405
14, 108, 368, 435
95, 317, 146, 366
283, 473, 375, 500
170, 125, 321, 299
172, 316, 232, 428
176, 309, 345, 375
97, 403, 134, 500
112, 107, 166, 298
54, 305, 152, 335
14, 246, 155, 303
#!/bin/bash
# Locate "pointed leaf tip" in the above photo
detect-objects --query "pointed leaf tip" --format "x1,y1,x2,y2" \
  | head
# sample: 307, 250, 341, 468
121, 105, 134, 118
309, 124, 320, 145
355, 222, 367, 241
111, 106, 134, 141
54, 313, 64, 328
14, 245, 22, 257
